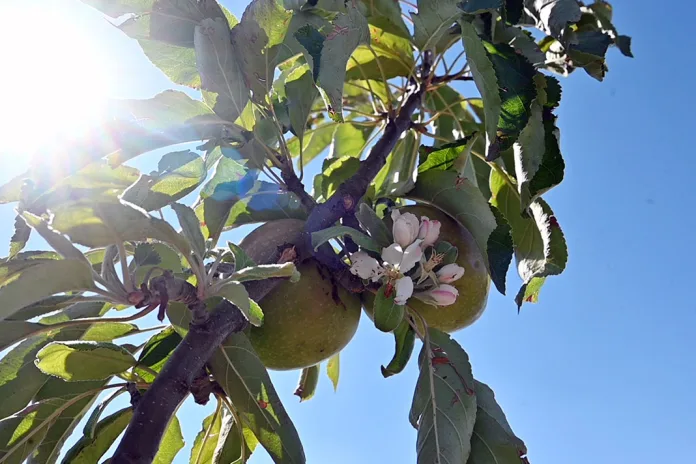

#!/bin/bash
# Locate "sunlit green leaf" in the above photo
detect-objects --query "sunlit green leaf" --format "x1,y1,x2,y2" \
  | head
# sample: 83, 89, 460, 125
228, 263, 299, 284
326, 353, 340, 392
346, 24, 414, 81
359, 0, 410, 38
214, 281, 264, 327
35, 341, 136, 381
171, 203, 206, 260
0, 259, 96, 321
153, 416, 184, 464
208, 332, 306, 464
372, 130, 420, 197
63, 407, 133, 464
294, 3, 370, 121
411, 0, 461, 52
135, 327, 182, 383
190, 408, 223, 464
294, 365, 319, 402
315, 156, 360, 201
49, 199, 190, 257
284, 64, 319, 147
121, 151, 207, 211
195, 17, 250, 122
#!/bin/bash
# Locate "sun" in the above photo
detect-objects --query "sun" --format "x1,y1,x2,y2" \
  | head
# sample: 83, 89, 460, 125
0, 2, 114, 166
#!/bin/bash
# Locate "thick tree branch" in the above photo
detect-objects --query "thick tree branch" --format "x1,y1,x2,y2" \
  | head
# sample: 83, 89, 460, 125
303, 52, 434, 288
280, 166, 316, 212
111, 276, 285, 464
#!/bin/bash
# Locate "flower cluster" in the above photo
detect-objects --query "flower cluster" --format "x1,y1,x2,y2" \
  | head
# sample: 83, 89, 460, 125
350, 209, 465, 307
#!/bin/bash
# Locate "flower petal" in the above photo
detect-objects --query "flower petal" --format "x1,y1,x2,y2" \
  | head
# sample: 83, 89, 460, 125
436, 263, 465, 284
381, 243, 404, 267
394, 276, 414, 305
399, 239, 423, 273
349, 251, 382, 280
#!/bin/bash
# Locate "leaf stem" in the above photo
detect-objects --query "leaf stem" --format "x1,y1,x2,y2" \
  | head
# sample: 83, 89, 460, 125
118, 242, 135, 293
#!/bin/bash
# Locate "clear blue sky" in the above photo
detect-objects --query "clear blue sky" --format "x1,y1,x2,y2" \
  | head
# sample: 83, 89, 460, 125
0, 1, 694, 463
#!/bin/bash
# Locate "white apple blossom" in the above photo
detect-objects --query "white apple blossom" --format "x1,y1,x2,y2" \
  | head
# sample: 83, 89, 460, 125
417, 216, 441, 247
394, 276, 414, 305
391, 209, 420, 248
381, 239, 423, 274
436, 263, 465, 284
349, 251, 382, 281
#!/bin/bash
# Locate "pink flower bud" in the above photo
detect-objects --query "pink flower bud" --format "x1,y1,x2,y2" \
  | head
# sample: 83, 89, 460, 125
436, 264, 465, 284
391, 210, 420, 248
418, 216, 441, 247
428, 284, 459, 306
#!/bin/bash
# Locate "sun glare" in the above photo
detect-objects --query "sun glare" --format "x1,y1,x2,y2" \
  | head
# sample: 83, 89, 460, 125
0, 2, 113, 165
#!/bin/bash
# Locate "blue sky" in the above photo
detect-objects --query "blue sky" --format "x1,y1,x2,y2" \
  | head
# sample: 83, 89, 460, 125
0, 1, 695, 463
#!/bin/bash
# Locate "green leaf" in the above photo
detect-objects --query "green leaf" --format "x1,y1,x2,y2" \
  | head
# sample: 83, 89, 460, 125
486, 205, 514, 295
326, 353, 340, 392
345, 24, 414, 81
522, 0, 581, 40
121, 151, 207, 211
189, 409, 223, 464
522, 113, 565, 209
228, 242, 257, 271
215, 408, 258, 464
171, 203, 206, 260
82, 390, 125, 440
30, 377, 108, 464
294, 3, 370, 121
373, 284, 405, 333
0, 259, 97, 321
489, 170, 568, 303
287, 122, 337, 163
0, 302, 109, 420
9, 215, 31, 259
208, 332, 306, 464
311, 226, 381, 253
458, 0, 504, 14
135, 327, 183, 383
63, 408, 133, 464
49, 200, 190, 257
0, 322, 47, 351
230, 0, 293, 100
294, 365, 320, 402
315, 156, 360, 201
412, 0, 462, 52
6, 295, 82, 322
227, 263, 300, 284
460, 21, 537, 160
222, 184, 306, 230
514, 276, 545, 308
133, 243, 184, 286
331, 123, 375, 160
468, 380, 528, 463
20, 212, 90, 263
410, 329, 477, 464
494, 23, 546, 66
513, 75, 546, 210
195, 17, 250, 122
355, 203, 392, 249
153, 416, 184, 464
284, 64, 319, 146
425, 85, 482, 147
408, 170, 497, 274
372, 130, 420, 197
35, 341, 136, 381
359, 0, 410, 39
0, 401, 56, 464
381, 318, 416, 378
418, 135, 478, 175
214, 281, 264, 327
